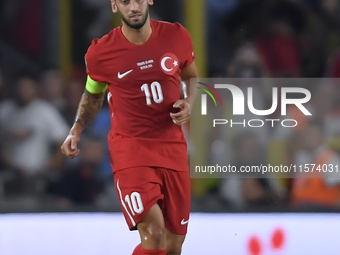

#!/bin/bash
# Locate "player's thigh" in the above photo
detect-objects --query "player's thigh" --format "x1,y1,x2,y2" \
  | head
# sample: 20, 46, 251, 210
165, 228, 186, 255
161, 168, 191, 236
113, 167, 164, 231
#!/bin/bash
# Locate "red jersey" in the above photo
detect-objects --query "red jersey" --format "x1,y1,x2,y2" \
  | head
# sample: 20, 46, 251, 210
85, 20, 195, 172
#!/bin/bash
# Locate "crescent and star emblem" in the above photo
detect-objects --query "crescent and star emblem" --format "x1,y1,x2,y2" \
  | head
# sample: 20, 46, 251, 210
160, 53, 179, 75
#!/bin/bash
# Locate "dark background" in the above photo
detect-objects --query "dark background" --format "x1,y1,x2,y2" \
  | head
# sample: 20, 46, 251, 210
1, 0, 340, 213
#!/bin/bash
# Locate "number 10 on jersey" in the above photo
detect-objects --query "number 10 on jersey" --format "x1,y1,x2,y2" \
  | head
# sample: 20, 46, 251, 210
141, 82, 164, 105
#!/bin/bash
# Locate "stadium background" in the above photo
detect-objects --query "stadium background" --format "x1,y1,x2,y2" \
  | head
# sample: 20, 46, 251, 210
1, 0, 340, 254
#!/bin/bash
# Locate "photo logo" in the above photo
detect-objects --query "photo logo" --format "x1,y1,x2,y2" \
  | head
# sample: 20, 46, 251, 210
196, 82, 222, 115
197, 83, 312, 128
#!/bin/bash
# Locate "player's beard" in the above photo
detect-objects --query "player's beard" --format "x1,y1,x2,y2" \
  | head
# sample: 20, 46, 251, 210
118, 6, 149, 30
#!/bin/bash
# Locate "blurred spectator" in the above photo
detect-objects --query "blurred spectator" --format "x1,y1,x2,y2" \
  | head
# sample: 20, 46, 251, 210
274, 81, 340, 140
227, 42, 273, 146
219, 133, 283, 209
0, 69, 8, 171
327, 49, 340, 77
0, 69, 9, 102
311, 81, 340, 137
87, 102, 112, 177
207, 0, 237, 73
0, 73, 69, 179
40, 69, 67, 114
255, 1, 304, 77
63, 77, 84, 126
152, 0, 182, 23
0, 0, 43, 60
48, 136, 104, 206
318, 0, 340, 58
302, 0, 340, 77
82, 0, 113, 41
291, 119, 340, 209
228, 42, 269, 78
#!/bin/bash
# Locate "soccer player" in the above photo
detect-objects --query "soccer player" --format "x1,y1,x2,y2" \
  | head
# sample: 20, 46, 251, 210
61, 0, 198, 254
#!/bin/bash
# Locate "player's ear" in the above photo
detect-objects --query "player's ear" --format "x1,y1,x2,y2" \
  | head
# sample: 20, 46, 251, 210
111, 0, 118, 13
148, 0, 154, 6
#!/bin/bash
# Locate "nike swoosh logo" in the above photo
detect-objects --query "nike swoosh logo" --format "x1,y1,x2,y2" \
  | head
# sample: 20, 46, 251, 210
118, 69, 133, 79
181, 219, 189, 225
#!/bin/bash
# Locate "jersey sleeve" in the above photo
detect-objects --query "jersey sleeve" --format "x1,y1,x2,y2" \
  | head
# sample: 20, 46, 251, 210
84, 39, 108, 83
176, 23, 195, 69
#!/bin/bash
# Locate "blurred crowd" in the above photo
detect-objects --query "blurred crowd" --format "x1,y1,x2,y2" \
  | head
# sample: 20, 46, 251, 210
1, 0, 340, 212
195, 0, 340, 212
0, 69, 117, 211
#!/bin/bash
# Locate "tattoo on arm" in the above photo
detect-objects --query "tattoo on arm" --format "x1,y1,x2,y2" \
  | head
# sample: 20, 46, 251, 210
74, 89, 105, 129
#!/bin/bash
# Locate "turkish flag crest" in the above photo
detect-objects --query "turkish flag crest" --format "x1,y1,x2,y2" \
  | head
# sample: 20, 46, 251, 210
160, 53, 179, 75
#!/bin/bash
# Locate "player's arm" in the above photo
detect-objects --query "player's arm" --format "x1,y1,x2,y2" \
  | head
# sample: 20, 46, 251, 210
170, 61, 199, 125
61, 76, 107, 158
180, 61, 199, 105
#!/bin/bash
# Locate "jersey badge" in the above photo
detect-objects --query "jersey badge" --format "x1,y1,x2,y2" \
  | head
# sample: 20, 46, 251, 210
160, 53, 179, 76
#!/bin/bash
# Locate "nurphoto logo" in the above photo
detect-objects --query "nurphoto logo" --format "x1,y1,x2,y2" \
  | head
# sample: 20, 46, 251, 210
197, 82, 312, 128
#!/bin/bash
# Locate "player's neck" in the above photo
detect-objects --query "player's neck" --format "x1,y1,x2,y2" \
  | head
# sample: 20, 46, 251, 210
121, 17, 152, 45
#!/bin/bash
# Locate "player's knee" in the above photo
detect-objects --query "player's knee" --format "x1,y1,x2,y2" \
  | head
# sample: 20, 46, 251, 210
148, 226, 165, 244
142, 224, 166, 246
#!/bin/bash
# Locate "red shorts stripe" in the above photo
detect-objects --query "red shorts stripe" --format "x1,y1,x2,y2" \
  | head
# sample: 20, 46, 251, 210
116, 179, 136, 226
113, 166, 191, 235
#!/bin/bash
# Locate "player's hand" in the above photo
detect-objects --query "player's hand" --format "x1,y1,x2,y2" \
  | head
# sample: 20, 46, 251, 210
61, 133, 80, 159
170, 99, 190, 125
